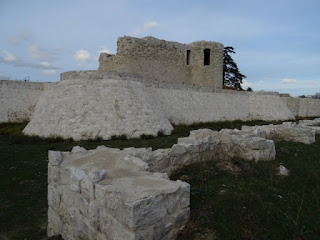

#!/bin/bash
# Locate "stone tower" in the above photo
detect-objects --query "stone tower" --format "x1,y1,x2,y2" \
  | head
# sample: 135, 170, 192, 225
98, 36, 224, 89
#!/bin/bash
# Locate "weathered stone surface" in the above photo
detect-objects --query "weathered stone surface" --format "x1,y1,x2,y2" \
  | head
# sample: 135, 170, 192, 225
277, 165, 290, 176
23, 73, 174, 140
242, 123, 316, 144
49, 123, 316, 239
299, 118, 320, 134
48, 147, 190, 240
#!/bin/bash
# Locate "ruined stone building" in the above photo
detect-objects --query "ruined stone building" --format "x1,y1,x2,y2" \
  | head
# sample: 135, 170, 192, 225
99, 36, 224, 89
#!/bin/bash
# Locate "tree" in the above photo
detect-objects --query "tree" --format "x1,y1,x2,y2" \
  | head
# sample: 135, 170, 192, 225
312, 92, 320, 99
223, 46, 246, 90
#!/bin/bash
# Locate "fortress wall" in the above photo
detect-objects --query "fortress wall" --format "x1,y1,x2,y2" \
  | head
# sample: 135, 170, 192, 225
99, 37, 191, 85
282, 97, 320, 117
151, 87, 250, 124
151, 87, 295, 124
23, 71, 173, 140
248, 93, 295, 121
0, 80, 50, 122
99, 37, 223, 88
189, 41, 224, 89
151, 88, 294, 124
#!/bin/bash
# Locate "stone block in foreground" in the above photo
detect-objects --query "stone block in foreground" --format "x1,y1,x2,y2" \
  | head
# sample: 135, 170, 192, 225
47, 147, 190, 240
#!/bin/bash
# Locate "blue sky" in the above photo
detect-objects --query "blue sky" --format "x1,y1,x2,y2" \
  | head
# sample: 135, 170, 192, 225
1, 0, 319, 96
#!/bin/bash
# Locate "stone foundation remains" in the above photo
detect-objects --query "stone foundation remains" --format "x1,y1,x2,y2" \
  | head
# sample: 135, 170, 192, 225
48, 126, 280, 240
299, 118, 320, 134
47, 147, 190, 240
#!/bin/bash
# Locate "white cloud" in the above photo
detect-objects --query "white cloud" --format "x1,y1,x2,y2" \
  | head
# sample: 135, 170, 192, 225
2, 51, 17, 62
281, 78, 298, 84
132, 21, 161, 36
28, 45, 49, 60
144, 21, 160, 30
40, 61, 50, 67
8, 32, 33, 45
42, 70, 57, 76
241, 79, 252, 88
99, 48, 112, 54
74, 49, 92, 63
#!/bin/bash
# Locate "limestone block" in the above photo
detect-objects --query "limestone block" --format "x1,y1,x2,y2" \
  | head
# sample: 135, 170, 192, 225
71, 146, 88, 153
48, 150, 63, 166
47, 207, 62, 237
48, 147, 190, 240
242, 124, 316, 144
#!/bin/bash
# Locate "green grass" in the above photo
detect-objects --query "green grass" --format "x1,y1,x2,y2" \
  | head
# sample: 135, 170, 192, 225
0, 120, 319, 239
172, 137, 320, 240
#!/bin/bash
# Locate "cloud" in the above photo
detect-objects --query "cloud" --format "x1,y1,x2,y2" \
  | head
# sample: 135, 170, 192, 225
2, 51, 17, 63
281, 78, 298, 84
8, 32, 33, 45
28, 45, 50, 60
132, 21, 161, 36
241, 79, 252, 88
144, 21, 160, 30
99, 48, 112, 54
42, 70, 57, 76
40, 61, 50, 67
74, 49, 92, 63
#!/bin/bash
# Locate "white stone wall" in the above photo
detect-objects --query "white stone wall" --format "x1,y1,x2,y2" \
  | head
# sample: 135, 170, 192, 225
282, 97, 320, 117
0, 80, 51, 122
151, 86, 295, 124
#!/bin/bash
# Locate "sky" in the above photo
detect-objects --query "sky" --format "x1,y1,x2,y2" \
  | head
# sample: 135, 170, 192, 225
0, 0, 319, 96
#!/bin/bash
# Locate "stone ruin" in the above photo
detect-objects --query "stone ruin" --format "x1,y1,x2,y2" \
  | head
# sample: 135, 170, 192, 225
0, 35, 319, 239
1, 36, 320, 140
48, 122, 316, 239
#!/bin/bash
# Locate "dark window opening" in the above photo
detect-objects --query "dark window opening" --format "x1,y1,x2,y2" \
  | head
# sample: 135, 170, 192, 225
186, 50, 191, 65
204, 49, 210, 65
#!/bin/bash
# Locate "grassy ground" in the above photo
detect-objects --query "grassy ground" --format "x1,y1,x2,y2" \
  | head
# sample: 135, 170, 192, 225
0, 120, 319, 239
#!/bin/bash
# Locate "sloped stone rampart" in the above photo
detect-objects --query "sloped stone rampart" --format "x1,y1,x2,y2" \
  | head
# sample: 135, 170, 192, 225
242, 122, 316, 144
0, 80, 53, 122
23, 71, 173, 140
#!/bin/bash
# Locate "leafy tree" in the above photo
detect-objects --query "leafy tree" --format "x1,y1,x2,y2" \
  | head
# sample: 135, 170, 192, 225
223, 46, 246, 90
247, 87, 253, 92
312, 92, 320, 99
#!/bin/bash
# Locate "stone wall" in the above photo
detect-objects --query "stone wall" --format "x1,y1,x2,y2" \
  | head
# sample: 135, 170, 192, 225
23, 71, 173, 140
23, 71, 301, 140
281, 97, 320, 117
0, 80, 52, 122
98, 36, 224, 89
151, 86, 295, 124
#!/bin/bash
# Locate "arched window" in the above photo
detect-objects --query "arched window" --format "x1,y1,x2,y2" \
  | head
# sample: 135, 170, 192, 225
186, 50, 191, 65
204, 49, 210, 65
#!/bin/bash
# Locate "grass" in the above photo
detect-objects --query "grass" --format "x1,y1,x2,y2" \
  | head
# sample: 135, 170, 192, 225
172, 137, 320, 240
0, 120, 319, 239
